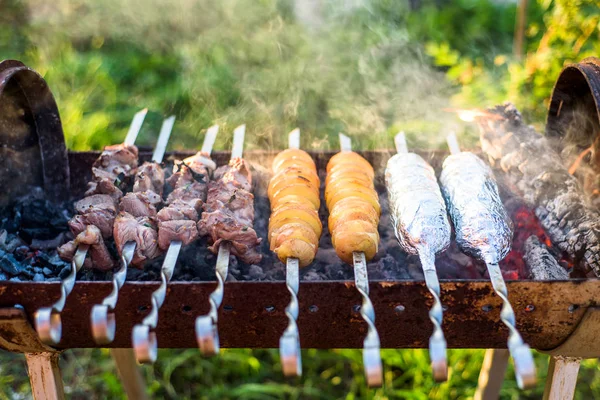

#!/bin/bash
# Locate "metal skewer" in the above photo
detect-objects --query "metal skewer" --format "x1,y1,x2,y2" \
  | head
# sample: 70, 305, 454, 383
279, 128, 302, 377
91, 115, 176, 345
35, 109, 148, 345
446, 132, 536, 389
196, 124, 245, 356
339, 133, 382, 388
132, 124, 219, 363
395, 132, 448, 382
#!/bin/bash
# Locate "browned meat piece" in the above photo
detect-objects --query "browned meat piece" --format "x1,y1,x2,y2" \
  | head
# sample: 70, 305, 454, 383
113, 212, 161, 268
197, 209, 262, 264
85, 178, 124, 201
74, 194, 117, 213
166, 182, 208, 206
119, 192, 159, 218
91, 143, 138, 181
157, 199, 199, 222
158, 220, 198, 250
212, 158, 252, 191
58, 225, 114, 270
205, 185, 254, 224
69, 194, 117, 238
133, 162, 165, 196
167, 155, 210, 189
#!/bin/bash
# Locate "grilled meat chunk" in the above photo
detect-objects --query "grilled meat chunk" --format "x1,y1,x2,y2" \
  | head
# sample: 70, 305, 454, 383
119, 192, 160, 218
113, 212, 161, 268
69, 194, 118, 238
157, 199, 199, 222
158, 220, 198, 250
91, 143, 139, 181
439, 152, 513, 264
133, 161, 165, 196
385, 153, 451, 255
198, 209, 262, 264
197, 158, 261, 264
58, 225, 114, 270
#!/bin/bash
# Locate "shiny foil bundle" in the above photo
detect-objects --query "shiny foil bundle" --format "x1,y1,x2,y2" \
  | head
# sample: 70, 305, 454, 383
385, 153, 451, 256
439, 152, 513, 265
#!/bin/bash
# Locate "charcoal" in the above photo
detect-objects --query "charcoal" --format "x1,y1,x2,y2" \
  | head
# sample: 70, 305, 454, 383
9, 277, 20, 282
0, 230, 24, 252
0, 249, 24, 275
58, 267, 71, 280
33, 273, 45, 282
0, 272, 7, 281
42, 267, 53, 276
523, 236, 569, 280
478, 102, 600, 276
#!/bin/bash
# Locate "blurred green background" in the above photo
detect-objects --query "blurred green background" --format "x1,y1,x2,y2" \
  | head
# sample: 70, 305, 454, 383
1, 0, 600, 398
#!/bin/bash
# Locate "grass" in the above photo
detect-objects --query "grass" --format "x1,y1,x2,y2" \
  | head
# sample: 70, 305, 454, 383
1, 0, 600, 398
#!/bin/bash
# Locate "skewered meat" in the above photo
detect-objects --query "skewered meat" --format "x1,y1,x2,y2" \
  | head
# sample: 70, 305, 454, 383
119, 192, 159, 218
85, 143, 139, 199
157, 199, 199, 222
156, 152, 215, 250
113, 212, 161, 268
478, 103, 600, 276
133, 162, 165, 196
59, 143, 140, 270
197, 158, 262, 264
268, 149, 321, 267
157, 220, 198, 250
385, 153, 451, 255
69, 194, 118, 238
439, 152, 513, 264
326, 151, 380, 264
58, 225, 114, 270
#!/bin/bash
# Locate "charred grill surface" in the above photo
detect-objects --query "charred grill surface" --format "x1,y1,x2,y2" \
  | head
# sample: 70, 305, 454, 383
478, 103, 600, 276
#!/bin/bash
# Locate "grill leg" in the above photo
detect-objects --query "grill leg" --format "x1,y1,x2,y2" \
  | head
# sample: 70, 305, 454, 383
474, 349, 509, 400
111, 348, 149, 400
25, 352, 65, 400
542, 356, 580, 400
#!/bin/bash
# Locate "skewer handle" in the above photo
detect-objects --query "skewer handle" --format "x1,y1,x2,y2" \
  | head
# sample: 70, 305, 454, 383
280, 257, 301, 377
132, 241, 182, 364
91, 241, 135, 344
35, 245, 89, 344
196, 244, 230, 355
353, 252, 382, 388
486, 262, 537, 389
417, 247, 448, 382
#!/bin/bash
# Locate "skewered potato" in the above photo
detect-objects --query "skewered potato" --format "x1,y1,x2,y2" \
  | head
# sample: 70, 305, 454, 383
268, 148, 321, 267
325, 151, 380, 264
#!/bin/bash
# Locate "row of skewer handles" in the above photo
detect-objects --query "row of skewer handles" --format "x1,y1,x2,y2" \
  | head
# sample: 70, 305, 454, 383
31, 109, 536, 389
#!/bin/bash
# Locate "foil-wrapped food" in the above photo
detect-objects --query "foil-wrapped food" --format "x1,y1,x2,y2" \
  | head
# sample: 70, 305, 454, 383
439, 152, 513, 264
385, 153, 451, 255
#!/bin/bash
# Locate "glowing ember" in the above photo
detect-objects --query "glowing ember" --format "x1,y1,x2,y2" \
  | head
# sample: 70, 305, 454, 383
568, 146, 592, 175
443, 108, 503, 122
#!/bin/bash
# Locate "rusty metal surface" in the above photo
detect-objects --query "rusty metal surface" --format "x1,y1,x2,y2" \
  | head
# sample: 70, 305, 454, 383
0, 60, 69, 205
547, 57, 600, 141
0, 280, 595, 350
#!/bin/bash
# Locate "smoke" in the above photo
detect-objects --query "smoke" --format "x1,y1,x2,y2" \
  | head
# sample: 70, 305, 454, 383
23, 0, 458, 151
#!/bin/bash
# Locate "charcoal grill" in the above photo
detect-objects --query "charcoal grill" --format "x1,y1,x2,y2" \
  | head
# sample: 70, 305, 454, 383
1, 59, 600, 400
